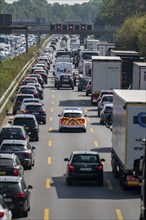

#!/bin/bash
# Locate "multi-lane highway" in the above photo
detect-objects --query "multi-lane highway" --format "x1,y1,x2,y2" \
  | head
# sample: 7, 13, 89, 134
7, 37, 141, 220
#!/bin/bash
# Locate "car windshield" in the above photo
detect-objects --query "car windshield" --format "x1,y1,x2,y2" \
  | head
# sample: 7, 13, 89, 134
72, 154, 99, 163
0, 182, 21, 194
1, 144, 26, 151
63, 113, 82, 118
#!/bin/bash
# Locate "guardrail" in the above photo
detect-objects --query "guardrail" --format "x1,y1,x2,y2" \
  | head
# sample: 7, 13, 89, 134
0, 35, 52, 117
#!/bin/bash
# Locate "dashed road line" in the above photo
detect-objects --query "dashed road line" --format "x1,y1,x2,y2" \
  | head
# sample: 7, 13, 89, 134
44, 208, 49, 220
48, 140, 52, 147
52, 94, 55, 98
50, 116, 53, 121
106, 180, 113, 190
116, 209, 124, 220
50, 108, 54, 113
94, 141, 98, 147
48, 127, 52, 132
46, 179, 51, 189
87, 118, 90, 122
51, 101, 54, 105
48, 157, 52, 164
90, 128, 94, 133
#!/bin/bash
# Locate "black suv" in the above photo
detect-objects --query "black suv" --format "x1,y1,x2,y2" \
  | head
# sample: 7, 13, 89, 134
11, 114, 39, 141
57, 74, 74, 90
0, 176, 33, 217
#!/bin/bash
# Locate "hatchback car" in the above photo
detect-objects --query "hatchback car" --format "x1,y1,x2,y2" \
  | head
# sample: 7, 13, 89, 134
0, 140, 35, 170
78, 77, 90, 91
0, 153, 24, 177
100, 103, 113, 125
64, 151, 105, 186
11, 114, 39, 141
0, 176, 33, 217
20, 77, 38, 86
17, 85, 39, 99
19, 103, 46, 124
58, 107, 87, 132
0, 126, 29, 145
97, 94, 113, 117
29, 74, 44, 88
0, 194, 12, 220
12, 94, 34, 115
26, 83, 43, 99
32, 70, 48, 84
21, 98, 42, 105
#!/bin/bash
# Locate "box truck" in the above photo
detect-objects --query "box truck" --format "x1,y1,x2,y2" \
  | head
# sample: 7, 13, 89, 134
82, 60, 92, 77
111, 90, 146, 190
91, 56, 122, 104
110, 50, 144, 89
132, 62, 146, 90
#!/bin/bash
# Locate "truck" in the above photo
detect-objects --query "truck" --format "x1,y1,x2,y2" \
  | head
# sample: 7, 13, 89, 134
132, 62, 146, 90
111, 89, 146, 190
96, 41, 115, 56
91, 56, 122, 104
54, 62, 73, 87
86, 39, 100, 50
110, 50, 144, 89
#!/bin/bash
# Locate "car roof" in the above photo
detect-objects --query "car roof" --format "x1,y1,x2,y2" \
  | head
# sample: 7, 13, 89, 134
19, 85, 36, 89
16, 94, 34, 97
102, 94, 113, 98
23, 98, 39, 101
23, 103, 42, 106
0, 175, 22, 182
63, 107, 83, 113
0, 153, 16, 159
72, 151, 99, 155
13, 114, 36, 118
1, 125, 24, 129
1, 139, 27, 145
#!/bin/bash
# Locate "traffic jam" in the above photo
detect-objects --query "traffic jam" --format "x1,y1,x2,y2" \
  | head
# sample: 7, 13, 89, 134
0, 34, 146, 220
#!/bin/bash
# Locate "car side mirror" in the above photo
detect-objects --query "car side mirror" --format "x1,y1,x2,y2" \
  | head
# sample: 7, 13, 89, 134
28, 185, 33, 189
58, 114, 61, 117
101, 158, 105, 163
32, 146, 36, 150
64, 158, 69, 162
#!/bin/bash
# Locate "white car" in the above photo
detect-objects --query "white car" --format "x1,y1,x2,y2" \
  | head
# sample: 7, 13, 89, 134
97, 94, 113, 117
0, 195, 12, 220
58, 107, 87, 132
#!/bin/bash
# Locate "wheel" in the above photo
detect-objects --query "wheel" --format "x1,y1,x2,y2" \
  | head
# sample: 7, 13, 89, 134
97, 110, 100, 117
35, 136, 39, 142
86, 92, 88, 96
97, 174, 104, 186
28, 164, 32, 170
43, 120, 46, 124
66, 178, 72, 185
113, 160, 119, 178
72, 87, 74, 90
23, 211, 28, 217
83, 128, 86, 132
59, 128, 63, 132
100, 120, 104, 125
120, 175, 129, 190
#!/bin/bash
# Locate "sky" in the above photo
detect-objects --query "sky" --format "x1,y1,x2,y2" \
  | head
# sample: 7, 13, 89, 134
5, 0, 90, 5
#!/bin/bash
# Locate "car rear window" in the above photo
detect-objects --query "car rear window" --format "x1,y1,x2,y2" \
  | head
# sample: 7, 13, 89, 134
26, 105, 43, 111
1, 128, 22, 136
105, 106, 113, 113
16, 95, 33, 102
1, 144, 26, 151
63, 113, 82, 118
72, 154, 99, 163
0, 158, 13, 167
13, 118, 36, 126
0, 182, 21, 194
102, 96, 113, 102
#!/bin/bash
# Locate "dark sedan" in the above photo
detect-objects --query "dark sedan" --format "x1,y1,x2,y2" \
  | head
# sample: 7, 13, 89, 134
64, 151, 105, 186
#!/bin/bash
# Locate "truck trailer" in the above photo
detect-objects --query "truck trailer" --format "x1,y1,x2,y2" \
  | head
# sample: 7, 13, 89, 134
111, 90, 146, 190
132, 62, 146, 90
91, 56, 122, 104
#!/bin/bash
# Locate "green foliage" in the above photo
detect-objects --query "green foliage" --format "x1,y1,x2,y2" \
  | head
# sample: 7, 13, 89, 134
116, 15, 146, 56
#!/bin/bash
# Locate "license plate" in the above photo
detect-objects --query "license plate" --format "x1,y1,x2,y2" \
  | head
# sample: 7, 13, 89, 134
62, 84, 69, 86
80, 168, 92, 171
4, 198, 12, 202
63, 80, 69, 82
0, 171, 6, 175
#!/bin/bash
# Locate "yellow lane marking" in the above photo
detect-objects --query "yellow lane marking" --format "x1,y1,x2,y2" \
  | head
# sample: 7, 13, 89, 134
48, 157, 52, 164
50, 108, 54, 113
52, 94, 55, 98
52, 90, 54, 92
46, 179, 50, 189
44, 208, 49, 220
50, 116, 53, 121
84, 108, 88, 113
106, 180, 113, 190
48, 127, 52, 132
87, 118, 90, 122
48, 140, 52, 147
51, 101, 54, 105
116, 209, 124, 220
90, 128, 94, 133
94, 141, 98, 147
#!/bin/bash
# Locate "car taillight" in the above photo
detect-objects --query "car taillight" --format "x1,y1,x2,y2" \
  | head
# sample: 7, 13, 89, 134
68, 164, 74, 171
23, 152, 30, 157
13, 168, 19, 176
21, 136, 26, 140
98, 164, 103, 171
0, 211, 4, 218
18, 92, 22, 94
15, 192, 25, 198
33, 92, 38, 95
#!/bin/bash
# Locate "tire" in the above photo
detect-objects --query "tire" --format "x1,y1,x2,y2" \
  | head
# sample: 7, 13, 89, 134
72, 87, 74, 90
23, 211, 28, 217
100, 120, 104, 125
113, 160, 119, 178
83, 128, 86, 133
97, 174, 104, 186
97, 110, 100, 117
66, 178, 72, 186
59, 128, 63, 132
120, 175, 129, 190
86, 92, 88, 96
35, 136, 39, 142
28, 164, 32, 170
